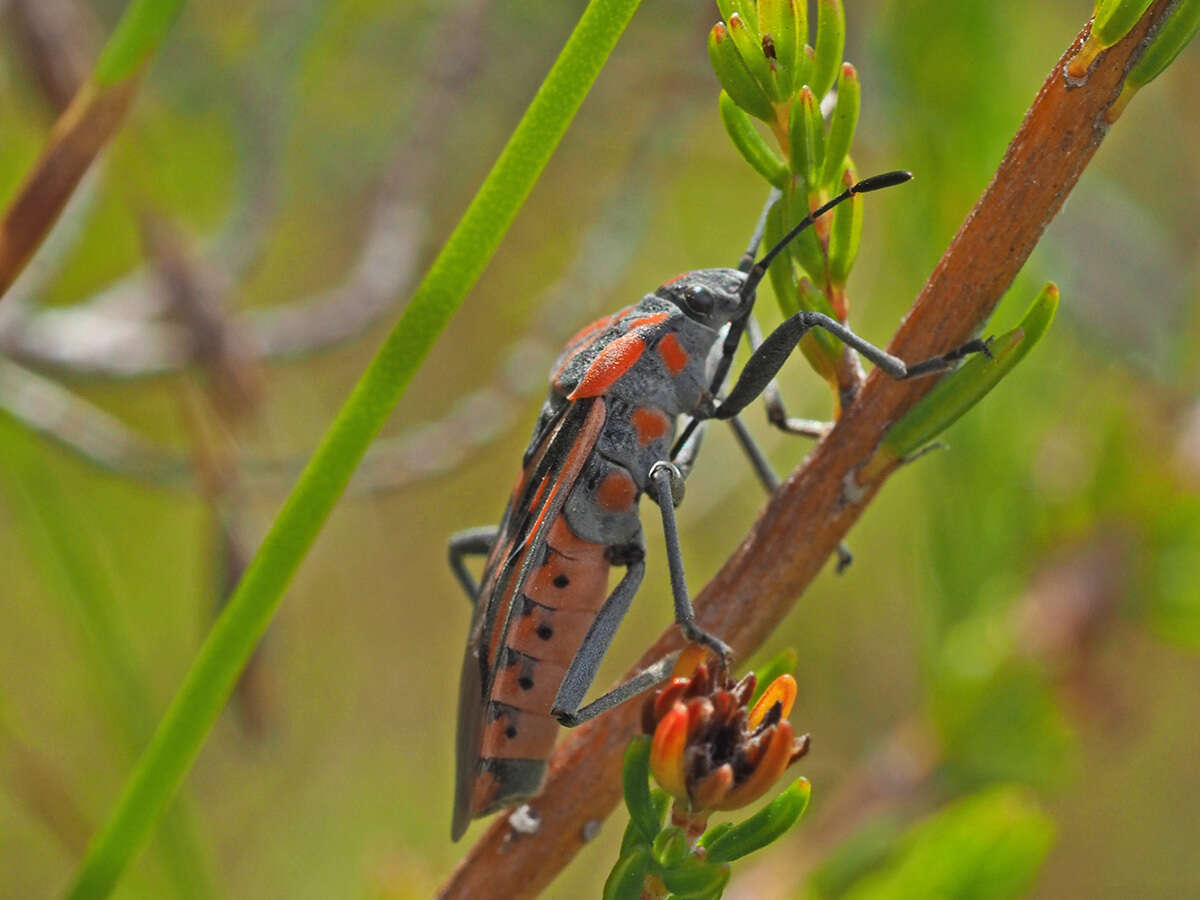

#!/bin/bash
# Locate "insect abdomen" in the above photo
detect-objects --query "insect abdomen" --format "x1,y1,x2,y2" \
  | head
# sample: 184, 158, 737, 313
468, 515, 610, 818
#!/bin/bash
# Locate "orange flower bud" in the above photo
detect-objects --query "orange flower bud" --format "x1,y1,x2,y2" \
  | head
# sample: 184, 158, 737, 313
641, 649, 809, 814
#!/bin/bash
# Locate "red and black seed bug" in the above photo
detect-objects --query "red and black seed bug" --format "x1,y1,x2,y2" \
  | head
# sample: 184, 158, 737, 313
447, 171, 989, 840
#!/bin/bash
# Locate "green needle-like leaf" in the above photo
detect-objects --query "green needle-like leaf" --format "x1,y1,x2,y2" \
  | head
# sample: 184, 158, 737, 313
727, 12, 780, 101
719, 92, 789, 188
1093, 0, 1155, 47
705, 777, 813, 863
820, 63, 859, 188
603, 845, 653, 900
877, 283, 1059, 464
653, 825, 691, 868
811, 0, 845, 100
758, 0, 800, 96
93, 0, 186, 85
623, 735, 662, 843
697, 821, 736, 851
661, 857, 731, 898
828, 174, 863, 286
788, 86, 824, 188
1127, 0, 1200, 87
780, 185, 826, 285
710, 22, 778, 122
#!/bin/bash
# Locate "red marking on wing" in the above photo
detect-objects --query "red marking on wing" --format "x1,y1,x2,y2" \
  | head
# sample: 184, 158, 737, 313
528, 474, 551, 512
626, 311, 670, 330
657, 332, 690, 375
568, 332, 646, 399
631, 407, 670, 447
563, 305, 631, 353
552, 306, 632, 384
663, 272, 688, 286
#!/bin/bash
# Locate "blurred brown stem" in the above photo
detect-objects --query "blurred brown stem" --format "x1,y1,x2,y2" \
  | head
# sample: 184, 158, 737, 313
0, 74, 141, 301
436, 4, 1176, 898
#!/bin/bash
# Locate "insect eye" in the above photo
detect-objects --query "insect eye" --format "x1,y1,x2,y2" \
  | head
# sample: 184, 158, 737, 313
684, 286, 714, 318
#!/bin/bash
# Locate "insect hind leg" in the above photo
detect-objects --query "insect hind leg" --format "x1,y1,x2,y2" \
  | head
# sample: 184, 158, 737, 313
448, 526, 499, 605
551, 554, 664, 727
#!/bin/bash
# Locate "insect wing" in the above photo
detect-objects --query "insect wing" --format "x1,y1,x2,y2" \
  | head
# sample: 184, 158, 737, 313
452, 396, 608, 838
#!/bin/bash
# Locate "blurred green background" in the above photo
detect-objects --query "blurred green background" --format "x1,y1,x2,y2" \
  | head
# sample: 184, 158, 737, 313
1, 0, 1197, 897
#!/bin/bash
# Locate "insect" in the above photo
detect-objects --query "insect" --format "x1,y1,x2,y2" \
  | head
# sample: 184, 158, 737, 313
447, 171, 989, 839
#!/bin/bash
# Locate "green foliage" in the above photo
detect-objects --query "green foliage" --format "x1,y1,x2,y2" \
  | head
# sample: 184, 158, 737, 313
931, 616, 1074, 788
810, 0, 845, 102
1147, 513, 1200, 648
1091, 0, 1155, 48
806, 817, 905, 898
624, 737, 664, 843
1127, 0, 1200, 88
840, 788, 1055, 900
94, 0, 188, 85
604, 844, 652, 900
820, 65, 859, 189
63, 0, 646, 895
877, 283, 1058, 464
702, 779, 811, 864
719, 92, 789, 189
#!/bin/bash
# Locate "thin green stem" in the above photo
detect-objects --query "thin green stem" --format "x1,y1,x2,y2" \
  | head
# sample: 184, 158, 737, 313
64, 0, 643, 895
94, 0, 187, 85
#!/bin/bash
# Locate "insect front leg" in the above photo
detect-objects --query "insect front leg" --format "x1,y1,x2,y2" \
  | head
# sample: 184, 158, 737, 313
744, 315, 832, 440
713, 311, 990, 422
551, 552, 681, 726
447, 526, 499, 605
648, 461, 733, 663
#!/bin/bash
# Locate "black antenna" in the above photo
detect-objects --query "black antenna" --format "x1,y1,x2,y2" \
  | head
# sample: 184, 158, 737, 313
741, 170, 912, 301
672, 170, 912, 460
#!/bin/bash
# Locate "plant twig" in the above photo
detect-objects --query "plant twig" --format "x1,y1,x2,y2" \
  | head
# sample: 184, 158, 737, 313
0, 0, 185, 301
436, 5, 1178, 897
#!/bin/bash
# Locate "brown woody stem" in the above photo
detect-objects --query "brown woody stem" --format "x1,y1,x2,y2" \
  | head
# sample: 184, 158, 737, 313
437, 5, 1175, 897
0, 76, 141, 300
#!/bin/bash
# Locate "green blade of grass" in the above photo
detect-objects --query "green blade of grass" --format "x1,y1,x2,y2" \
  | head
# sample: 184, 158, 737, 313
64, 0, 644, 895
93, 0, 187, 85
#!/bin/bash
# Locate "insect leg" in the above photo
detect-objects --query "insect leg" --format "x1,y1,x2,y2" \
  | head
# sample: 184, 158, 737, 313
738, 188, 782, 273
447, 526, 499, 605
725, 416, 853, 572
714, 311, 990, 421
649, 461, 733, 662
744, 314, 831, 439
551, 555, 679, 726
671, 417, 708, 480
727, 415, 779, 493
